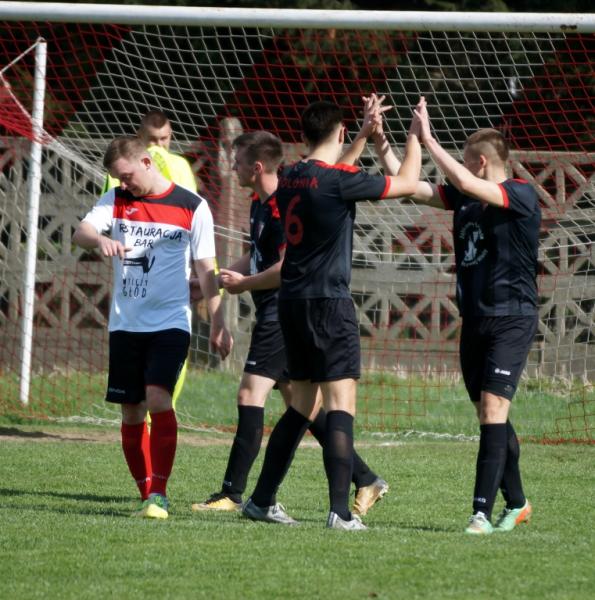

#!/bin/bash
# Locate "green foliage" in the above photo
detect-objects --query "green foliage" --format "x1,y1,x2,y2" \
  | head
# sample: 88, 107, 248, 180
1, 433, 593, 599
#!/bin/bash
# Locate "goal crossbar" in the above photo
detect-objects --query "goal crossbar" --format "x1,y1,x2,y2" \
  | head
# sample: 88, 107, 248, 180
0, 2, 594, 33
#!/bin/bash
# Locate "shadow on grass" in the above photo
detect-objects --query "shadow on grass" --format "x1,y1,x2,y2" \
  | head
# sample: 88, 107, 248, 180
0, 487, 135, 517
0, 427, 92, 442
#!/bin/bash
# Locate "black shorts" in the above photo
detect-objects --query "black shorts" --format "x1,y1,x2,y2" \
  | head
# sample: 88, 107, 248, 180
278, 297, 360, 383
459, 315, 538, 403
244, 318, 289, 383
106, 328, 190, 404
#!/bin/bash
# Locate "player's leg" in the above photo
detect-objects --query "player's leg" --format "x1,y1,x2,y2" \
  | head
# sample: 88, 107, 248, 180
466, 316, 536, 535
492, 316, 537, 531
466, 391, 509, 535
121, 402, 152, 503
305, 298, 365, 530
459, 317, 497, 535
139, 328, 190, 519
243, 379, 317, 525
192, 372, 275, 511
319, 377, 368, 530
302, 390, 388, 516
193, 319, 285, 511
106, 331, 152, 504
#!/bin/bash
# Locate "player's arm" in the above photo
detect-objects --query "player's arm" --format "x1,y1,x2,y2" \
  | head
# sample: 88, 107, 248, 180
369, 101, 445, 210
193, 257, 233, 359
381, 98, 424, 199
416, 100, 505, 207
339, 94, 389, 166
225, 252, 250, 276
190, 252, 249, 300
220, 247, 285, 294
73, 222, 131, 259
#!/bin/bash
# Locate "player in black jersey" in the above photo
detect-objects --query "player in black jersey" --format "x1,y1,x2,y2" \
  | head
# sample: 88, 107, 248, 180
192, 124, 389, 516
242, 98, 423, 530
387, 99, 539, 534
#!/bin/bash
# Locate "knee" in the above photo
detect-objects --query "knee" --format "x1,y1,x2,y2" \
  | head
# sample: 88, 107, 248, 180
146, 385, 172, 413
237, 387, 266, 408
479, 393, 510, 424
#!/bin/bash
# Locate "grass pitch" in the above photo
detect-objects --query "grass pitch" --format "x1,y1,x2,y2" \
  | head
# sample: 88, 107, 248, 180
0, 425, 593, 600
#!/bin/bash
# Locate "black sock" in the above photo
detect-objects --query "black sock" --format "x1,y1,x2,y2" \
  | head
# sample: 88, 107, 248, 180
500, 420, 526, 509
221, 405, 264, 502
324, 410, 354, 521
308, 408, 376, 489
251, 406, 310, 507
473, 423, 508, 520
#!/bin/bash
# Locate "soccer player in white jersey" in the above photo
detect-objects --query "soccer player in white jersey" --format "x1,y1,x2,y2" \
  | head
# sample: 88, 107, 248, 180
73, 136, 232, 519
102, 110, 198, 411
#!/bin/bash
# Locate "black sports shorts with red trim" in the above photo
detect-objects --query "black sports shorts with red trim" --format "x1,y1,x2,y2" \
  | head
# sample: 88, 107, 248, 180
278, 297, 360, 383
244, 318, 289, 383
459, 315, 538, 403
106, 328, 190, 404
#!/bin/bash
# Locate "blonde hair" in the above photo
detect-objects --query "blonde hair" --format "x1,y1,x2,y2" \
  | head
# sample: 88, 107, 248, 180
464, 128, 509, 165
103, 136, 148, 169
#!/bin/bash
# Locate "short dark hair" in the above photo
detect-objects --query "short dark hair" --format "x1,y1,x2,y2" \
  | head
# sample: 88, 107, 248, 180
301, 101, 343, 146
465, 128, 509, 164
140, 110, 170, 131
103, 136, 147, 169
233, 131, 283, 172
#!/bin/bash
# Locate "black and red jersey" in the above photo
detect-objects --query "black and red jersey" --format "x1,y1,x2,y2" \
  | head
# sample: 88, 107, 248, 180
249, 192, 286, 320
438, 179, 540, 317
276, 159, 390, 299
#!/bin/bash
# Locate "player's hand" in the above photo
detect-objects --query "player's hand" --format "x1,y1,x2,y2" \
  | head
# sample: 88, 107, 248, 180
362, 93, 391, 138
210, 324, 233, 360
219, 269, 246, 294
189, 277, 203, 302
413, 96, 431, 143
97, 235, 131, 259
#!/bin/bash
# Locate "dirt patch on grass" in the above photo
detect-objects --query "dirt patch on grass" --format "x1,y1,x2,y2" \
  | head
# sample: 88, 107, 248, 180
0, 426, 232, 446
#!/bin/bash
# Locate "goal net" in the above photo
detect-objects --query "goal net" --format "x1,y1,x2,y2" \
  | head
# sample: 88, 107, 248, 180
0, 7, 593, 440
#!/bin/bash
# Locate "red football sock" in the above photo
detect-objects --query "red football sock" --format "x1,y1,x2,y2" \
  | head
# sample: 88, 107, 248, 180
121, 421, 152, 500
148, 409, 178, 497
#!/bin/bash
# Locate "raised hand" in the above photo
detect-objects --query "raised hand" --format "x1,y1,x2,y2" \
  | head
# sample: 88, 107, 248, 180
413, 96, 432, 144
362, 93, 392, 138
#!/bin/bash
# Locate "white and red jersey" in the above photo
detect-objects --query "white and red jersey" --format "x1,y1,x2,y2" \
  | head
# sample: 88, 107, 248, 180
82, 183, 215, 333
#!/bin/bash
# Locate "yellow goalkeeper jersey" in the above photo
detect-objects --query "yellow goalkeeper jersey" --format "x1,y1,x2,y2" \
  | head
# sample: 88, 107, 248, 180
102, 144, 197, 194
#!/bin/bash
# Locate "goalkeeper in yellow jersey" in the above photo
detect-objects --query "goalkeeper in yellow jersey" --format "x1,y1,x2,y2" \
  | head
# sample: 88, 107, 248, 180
102, 110, 198, 411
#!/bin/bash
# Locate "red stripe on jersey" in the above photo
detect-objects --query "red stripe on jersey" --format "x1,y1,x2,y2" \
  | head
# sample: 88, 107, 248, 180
144, 182, 175, 200
114, 197, 194, 229
268, 194, 280, 219
437, 185, 451, 209
314, 160, 360, 174
511, 178, 528, 184
498, 184, 510, 208
380, 176, 391, 199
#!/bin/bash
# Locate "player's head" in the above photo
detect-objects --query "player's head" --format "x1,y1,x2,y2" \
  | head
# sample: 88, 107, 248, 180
301, 101, 344, 148
232, 131, 283, 188
139, 110, 172, 149
463, 128, 509, 176
104, 136, 154, 197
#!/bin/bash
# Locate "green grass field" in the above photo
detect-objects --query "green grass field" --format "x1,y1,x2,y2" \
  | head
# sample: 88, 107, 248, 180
1, 424, 593, 599
2, 368, 592, 441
